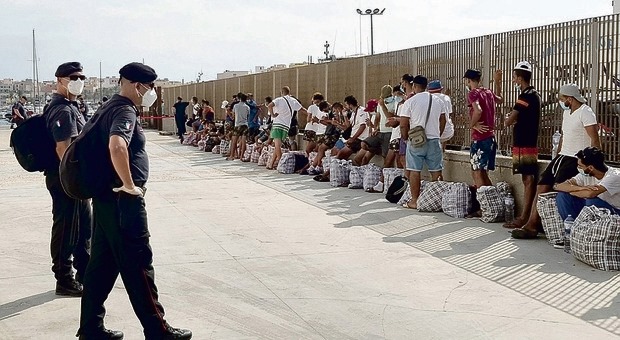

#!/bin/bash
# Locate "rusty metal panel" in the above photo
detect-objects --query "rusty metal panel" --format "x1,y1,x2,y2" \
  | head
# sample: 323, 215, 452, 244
255, 72, 273, 104
213, 79, 227, 121
327, 57, 365, 104
239, 75, 253, 94
297, 64, 327, 106
274, 68, 297, 95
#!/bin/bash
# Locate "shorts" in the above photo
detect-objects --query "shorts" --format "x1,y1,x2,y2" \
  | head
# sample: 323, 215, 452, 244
233, 125, 248, 137
512, 146, 538, 175
470, 136, 497, 171
270, 127, 288, 140
363, 132, 391, 157
318, 134, 339, 148
389, 139, 400, 151
334, 139, 345, 150
303, 130, 317, 142
346, 138, 363, 153
539, 154, 578, 186
399, 138, 407, 156
406, 138, 443, 172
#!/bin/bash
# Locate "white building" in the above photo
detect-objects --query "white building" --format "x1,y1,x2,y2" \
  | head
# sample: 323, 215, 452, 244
217, 70, 250, 80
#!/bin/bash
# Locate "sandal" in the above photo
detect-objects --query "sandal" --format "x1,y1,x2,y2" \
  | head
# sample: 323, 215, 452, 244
511, 228, 538, 239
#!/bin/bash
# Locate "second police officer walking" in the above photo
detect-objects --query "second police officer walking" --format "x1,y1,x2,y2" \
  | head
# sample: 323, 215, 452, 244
77, 62, 191, 340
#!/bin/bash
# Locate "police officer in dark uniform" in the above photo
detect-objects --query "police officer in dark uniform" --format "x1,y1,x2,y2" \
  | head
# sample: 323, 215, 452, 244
45, 62, 92, 296
78, 63, 192, 340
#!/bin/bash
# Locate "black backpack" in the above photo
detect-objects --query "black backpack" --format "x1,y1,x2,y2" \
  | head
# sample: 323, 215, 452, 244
385, 176, 408, 203
9, 113, 56, 172
293, 153, 309, 172
59, 102, 117, 200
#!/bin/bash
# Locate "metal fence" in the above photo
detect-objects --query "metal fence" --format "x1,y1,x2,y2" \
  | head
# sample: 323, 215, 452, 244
158, 14, 620, 163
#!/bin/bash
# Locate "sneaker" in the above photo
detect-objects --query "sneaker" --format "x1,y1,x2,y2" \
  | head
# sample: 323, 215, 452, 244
307, 166, 318, 175
55, 279, 83, 297
78, 328, 124, 339
372, 181, 384, 193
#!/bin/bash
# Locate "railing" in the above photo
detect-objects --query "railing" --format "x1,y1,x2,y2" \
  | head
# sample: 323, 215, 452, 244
159, 14, 620, 164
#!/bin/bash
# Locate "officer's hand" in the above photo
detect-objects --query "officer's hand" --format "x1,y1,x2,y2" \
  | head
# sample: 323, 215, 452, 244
113, 186, 144, 197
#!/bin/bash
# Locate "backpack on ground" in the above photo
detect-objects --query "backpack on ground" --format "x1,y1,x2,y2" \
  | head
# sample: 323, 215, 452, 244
385, 175, 408, 203
9, 114, 56, 172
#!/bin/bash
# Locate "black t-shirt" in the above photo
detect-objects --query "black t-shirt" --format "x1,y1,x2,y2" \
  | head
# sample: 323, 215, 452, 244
324, 112, 340, 137
513, 86, 541, 148
98, 94, 149, 184
341, 111, 353, 140
13, 102, 26, 119
173, 101, 189, 116
45, 94, 86, 172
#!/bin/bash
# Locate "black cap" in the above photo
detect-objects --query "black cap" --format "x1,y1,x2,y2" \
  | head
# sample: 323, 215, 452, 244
412, 75, 428, 86
463, 69, 482, 79
119, 62, 157, 83
55, 62, 83, 77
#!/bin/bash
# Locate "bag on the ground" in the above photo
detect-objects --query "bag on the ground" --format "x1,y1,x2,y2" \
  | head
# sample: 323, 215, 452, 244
293, 153, 309, 172
220, 140, 230, 156
397, 182, 412, 205
571, 206, 620, 271
537, 192, 564, 246
197, 139, 206, 151
250, 145, 261, 163
385, 175, 408, 203
417, 181, 450, 212
383, 168, 405, 194
363, 164, 382, 192
241, 144, 254, 162
258, 146, 270, 166
211, 145, 221, 154
330, 159, 351, 187
322, 155, 333, 173
277, 152, 296, 174
308, 151, 318, 165
441, 182, 472, 218
477, 185, 505, 223
9, 114, 56, 172
348, 166, 365, 189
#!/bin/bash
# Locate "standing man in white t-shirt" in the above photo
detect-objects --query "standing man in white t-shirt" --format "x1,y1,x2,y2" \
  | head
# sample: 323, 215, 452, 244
427, 80, 454, 150
267, 86, 307, 169
399, 75, 447, 209
513, 83, 601, 239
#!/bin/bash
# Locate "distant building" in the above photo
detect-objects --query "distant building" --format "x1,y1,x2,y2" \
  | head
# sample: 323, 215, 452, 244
217, 70, 250, 80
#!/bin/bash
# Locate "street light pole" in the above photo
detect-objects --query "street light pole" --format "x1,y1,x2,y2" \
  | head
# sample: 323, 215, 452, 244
356, 8, 385, 55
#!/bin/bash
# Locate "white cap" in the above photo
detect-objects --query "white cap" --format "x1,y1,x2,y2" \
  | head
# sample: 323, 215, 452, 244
220, 100, 229, 109
514, 61, 532, 73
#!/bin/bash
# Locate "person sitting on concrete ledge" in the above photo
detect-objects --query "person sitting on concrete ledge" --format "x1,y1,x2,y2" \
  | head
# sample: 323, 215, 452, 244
553, 147, 620, 219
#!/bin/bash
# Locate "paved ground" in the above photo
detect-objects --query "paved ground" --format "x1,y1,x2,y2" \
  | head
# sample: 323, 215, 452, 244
0, 126, 618, 340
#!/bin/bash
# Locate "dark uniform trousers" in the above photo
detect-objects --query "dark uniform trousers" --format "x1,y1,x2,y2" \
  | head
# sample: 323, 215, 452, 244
45, 172, 92, 283
174, 114, 186, 137
79, 191, 168, 337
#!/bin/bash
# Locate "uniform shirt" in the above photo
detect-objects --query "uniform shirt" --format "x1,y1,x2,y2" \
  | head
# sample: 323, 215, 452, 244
399, 92, 446, 139
13, 101, 26, 119
573, 167, 620, 209
467, 87, 496, 141
512, 86, 541, 148
233, 102, 250, 126
560, 104, 597, 157
45, 93, 86, 172
350, 106, 369, 140
173, 101, 189, 116
272, 95, 302, 131
98, 94, 149, 185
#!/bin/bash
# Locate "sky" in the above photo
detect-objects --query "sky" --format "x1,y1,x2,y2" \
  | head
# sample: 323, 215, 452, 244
0, 0, 614, 82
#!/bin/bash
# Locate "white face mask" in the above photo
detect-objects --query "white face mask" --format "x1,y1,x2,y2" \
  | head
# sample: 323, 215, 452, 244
67, 79, 84, 95
138, 86, 158, 107
577, 167, 591, 176
559, 101, 569, 110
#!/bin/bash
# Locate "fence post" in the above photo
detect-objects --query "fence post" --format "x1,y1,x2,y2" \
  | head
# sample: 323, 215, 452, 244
589, 18, 600, 110
324, 64, 329, 99
272, 72, 276, 98
224, 79, 227, 104
296, 68, 300, 96
412, 48, 418, 75
362, 57, 367, 103
483, 35, 492, 88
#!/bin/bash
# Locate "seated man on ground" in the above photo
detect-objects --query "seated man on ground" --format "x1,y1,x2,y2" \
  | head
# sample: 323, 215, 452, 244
553, 147, 620, 218
302, 101, 339, 175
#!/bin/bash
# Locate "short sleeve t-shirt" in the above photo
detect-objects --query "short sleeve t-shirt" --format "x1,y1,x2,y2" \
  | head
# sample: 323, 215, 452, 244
399, 92, 446, 139
573, 167, 620, 209
46, 94, 86, 143
173, 101, 189, 116
467, 87, 496, 141
512, 86, 541, 148
272, 95, 302, 131
305, 104, 320, 133
434, 93, 454, 139
560, 104, 598, 157
99, 94, 149, 184
315, 110, 329, 135
390, 102, 405, 141
350, 106, 369, 140
233, 102, 249, 126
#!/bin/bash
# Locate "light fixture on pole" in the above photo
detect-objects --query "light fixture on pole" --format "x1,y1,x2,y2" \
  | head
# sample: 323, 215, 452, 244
356, 8, 385, 55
